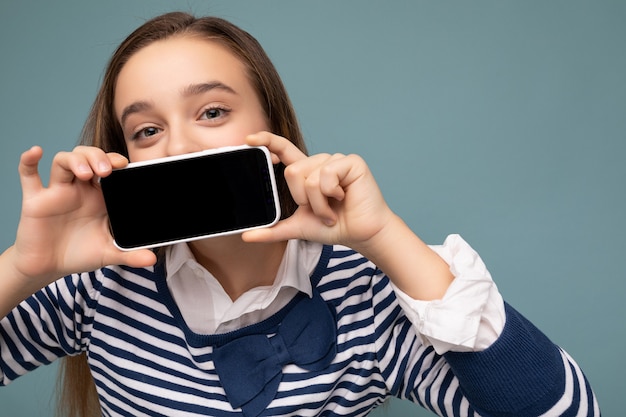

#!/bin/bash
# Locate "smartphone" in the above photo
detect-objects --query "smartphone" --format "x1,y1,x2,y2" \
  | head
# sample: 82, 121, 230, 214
100, 145, 281, 250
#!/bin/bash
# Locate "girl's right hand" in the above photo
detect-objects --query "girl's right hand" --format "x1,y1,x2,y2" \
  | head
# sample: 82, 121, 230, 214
10, 145, 156, 286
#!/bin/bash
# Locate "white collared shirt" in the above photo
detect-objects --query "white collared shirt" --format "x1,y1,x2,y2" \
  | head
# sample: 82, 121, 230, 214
165, 235, 505, 353
166, 239, 319, 334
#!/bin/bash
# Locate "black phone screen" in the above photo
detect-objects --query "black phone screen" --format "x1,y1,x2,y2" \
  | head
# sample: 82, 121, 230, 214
100, 146, 280, 250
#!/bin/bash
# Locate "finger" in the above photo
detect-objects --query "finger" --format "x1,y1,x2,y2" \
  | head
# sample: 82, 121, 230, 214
246, 131, 307, 166
297, 153, 350, 225
18, 146, 45, 195
321, 154, 368, 192
74, 146, 121, 177
318, 154, 349, 201
283, 153, 333, 206
114, 249, 157, 269
242, 217, 301, 243
49, 147, 114, 185
49, 151, 90, 184
107, 152, 130, 170
304, 170, 338, 226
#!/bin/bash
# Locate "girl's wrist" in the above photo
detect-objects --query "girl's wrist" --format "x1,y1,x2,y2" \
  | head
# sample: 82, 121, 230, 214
0, 246, 54, 317
354, 214, 454, 301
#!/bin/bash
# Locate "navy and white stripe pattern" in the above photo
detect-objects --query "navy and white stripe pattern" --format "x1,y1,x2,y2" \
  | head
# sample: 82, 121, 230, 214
1, 245, 600, 416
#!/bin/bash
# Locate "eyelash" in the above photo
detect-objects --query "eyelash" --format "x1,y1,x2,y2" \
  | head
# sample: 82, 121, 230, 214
200, 105, 231, 121
131, 126, 161, 141
128, 105, 231, 141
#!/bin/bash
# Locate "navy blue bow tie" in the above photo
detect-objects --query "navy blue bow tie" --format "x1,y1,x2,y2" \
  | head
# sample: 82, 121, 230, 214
212, 292, 337, 417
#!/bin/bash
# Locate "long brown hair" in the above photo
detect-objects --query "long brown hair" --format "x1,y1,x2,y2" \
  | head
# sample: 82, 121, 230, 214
57, 12, 306, 417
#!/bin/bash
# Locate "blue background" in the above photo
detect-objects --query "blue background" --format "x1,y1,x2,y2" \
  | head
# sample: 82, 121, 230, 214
1, 1, 624, 415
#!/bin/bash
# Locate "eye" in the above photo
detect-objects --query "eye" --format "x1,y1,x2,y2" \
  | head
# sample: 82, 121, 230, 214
132, 126, 162, 140
200, 106, 231, 121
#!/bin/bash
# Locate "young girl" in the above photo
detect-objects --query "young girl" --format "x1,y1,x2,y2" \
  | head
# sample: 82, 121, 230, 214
0, 12, 599, 417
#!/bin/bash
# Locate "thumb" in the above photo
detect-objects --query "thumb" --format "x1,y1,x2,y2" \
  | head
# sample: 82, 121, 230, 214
19, 146, 44, 196
242, 217, 301, 243
112, 249, 158, 269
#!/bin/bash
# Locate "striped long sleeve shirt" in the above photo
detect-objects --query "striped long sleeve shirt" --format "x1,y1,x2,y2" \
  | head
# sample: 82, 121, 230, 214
1, 244, 600, 416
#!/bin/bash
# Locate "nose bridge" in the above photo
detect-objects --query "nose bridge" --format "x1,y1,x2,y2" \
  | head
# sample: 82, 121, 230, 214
166, 119, 203, 156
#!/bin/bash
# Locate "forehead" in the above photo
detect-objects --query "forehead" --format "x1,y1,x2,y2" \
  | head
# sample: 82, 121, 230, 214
114, 36, 252, 111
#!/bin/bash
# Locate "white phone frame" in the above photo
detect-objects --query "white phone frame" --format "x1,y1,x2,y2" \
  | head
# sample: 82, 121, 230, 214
101, 145, 281, 251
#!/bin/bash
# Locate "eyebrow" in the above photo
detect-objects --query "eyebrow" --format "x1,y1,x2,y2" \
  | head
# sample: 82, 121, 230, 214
120, 101, 152, 127
181, 81, 237, 97
119, 81, 238, 127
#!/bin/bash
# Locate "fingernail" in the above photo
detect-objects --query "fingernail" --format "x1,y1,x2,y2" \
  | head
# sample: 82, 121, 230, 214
99, 161, 111, 172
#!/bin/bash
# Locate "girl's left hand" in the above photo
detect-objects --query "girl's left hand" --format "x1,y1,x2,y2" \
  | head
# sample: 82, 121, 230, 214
243, 132, 395, 252
244, 132, 454, 301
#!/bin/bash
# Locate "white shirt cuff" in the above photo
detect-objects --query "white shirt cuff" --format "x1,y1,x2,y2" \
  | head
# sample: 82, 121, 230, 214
390, 234, 506, 355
